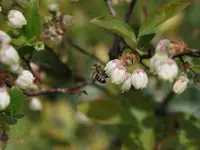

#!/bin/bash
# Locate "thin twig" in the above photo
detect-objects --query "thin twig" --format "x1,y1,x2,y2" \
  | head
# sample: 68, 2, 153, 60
124, 0, 137, 23
13, 0, 24, 8
109, 0, 138, 59
66, 38, 105, 64
104, 0, 116, 16
173, 49, 200, 58
24, 79, 95, 96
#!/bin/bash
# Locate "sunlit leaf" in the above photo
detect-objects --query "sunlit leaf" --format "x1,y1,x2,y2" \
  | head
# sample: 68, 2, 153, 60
139, 2, 190, 36
8, 87, 25, 115
23, 0, 42, 39
90, 15, 137, 47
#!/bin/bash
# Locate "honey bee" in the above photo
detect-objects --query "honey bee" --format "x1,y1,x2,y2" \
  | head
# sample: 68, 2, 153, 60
91, 64, 108, 84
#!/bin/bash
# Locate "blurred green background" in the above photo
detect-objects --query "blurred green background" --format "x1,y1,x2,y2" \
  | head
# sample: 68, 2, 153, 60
1, 0, 200, 150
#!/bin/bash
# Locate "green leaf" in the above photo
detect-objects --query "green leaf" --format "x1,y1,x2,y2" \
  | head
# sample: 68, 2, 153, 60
8, 87, 25, 115
17, 46, 35, 57
78, 100, 138, 125
23, 0, 42, 39
139, 2, 190, 36
8, 117, 31, 143
90, 15, 137, 47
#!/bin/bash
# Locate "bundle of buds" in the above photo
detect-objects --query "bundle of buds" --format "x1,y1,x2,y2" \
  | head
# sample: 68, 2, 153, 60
150, 39, 189, 94
41, 3, 73, 44
0, 30, 39, 91
104, 56, 148, 93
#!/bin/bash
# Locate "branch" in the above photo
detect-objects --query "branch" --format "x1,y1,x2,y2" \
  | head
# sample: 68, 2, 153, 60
24, 79, 94, 96
173, 49, 200, 58
13, 0, 24, 8
109, 0, 138, 59
66, 38, 105, 64
124, 0, 137, 23
104, 0, 116, 16
155, 91, 175, 116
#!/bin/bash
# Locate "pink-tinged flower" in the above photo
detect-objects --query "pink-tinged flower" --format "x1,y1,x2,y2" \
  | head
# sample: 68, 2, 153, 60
131, 69, 148, 89
104, 59, 120, 75
110, 64, 126, 84
8, 10, 27, 28
156, 39, 171, 53
173, 76, 189, 94
121, 72, 132, 92
157, 58, 178, 81
0, 87, 10, 111
15, 70, 35, 89
0, 30, 11, 45
0, 45, 20, 66
150, 53, 168, 74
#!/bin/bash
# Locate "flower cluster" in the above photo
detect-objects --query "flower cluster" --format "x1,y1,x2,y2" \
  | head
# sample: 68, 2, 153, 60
104, 59, 148, 92
41, 3, 73, 45
0, 29, 38, 90
150, 39, 189, 94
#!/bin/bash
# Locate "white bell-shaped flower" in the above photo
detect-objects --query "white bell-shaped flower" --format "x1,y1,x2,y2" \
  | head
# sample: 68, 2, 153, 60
9, 64, 23, 74
110, 64, 126, 84
121, 72, 132, 92
104, 59, 120, 75
150, 53, 168, 74
0, 30, 11, 45
157, 58, 178, 81
173, 76, 189, 94
8, 10, 27, 28
0, 45, 20, 66
156, 39, 171, 53
0, 88, 10, 111
15, 70, 35, 89
131, 68, 148, 89
29, 97, 42, 111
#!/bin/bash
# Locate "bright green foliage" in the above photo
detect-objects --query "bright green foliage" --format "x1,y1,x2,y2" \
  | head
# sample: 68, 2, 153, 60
138, 2, 189, 36
23, 0, 42, 40
90, 15, 137, 48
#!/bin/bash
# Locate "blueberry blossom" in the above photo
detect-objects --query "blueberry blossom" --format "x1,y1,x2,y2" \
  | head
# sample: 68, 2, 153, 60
173, 76, 189, 94
8, 10, 27, 28
150, 52, 168, 74
104, 59, 120, 75
121, 72, 132, 92
157, 58, 178, 81
110, 64, 126, 84
29, 97, 42, 111
0, 30, 11, 46
15, 70, 35, 89
0, 87, 10, 111
0, 45, 20, 66
131, 68, 148, 89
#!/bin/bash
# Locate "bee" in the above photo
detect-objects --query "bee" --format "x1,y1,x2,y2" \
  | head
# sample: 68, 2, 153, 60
91, 64, 108, 84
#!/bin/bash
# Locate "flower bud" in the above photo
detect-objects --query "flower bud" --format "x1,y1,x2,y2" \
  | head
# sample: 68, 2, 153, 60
173, 76, 189, 94
48, 3, 59, 12
15, 70, 35, 89
0, 30, 11, 45
8, 10, 27, 28
110, 65, 126, 84
150, 53, 168, 74
9, 64, 23, 74
121, 72, 132, 92
0, 88, 10, 111
131, 69, 148, 89
157, 58, 178, 81
0, 45, 20, 66
156, 39, 171, 53
29, 97, 42, 111
104, 59, 120, 75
